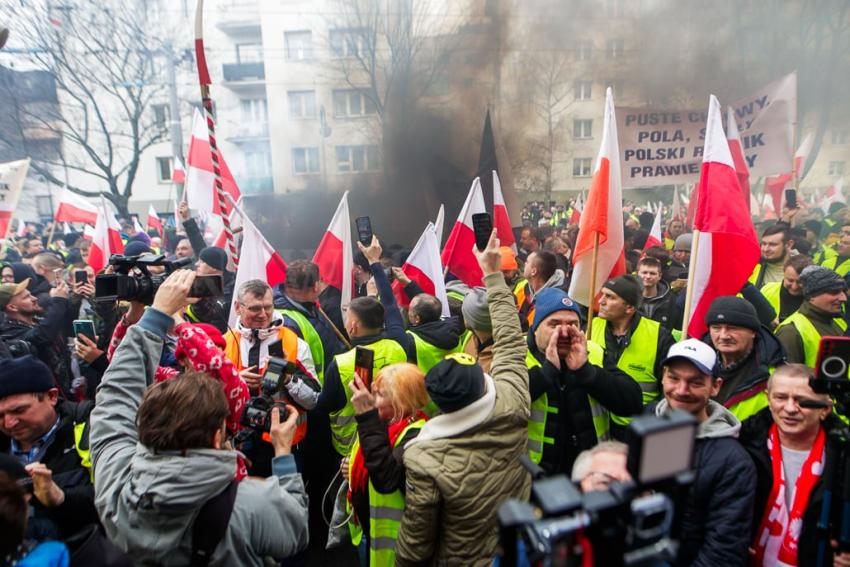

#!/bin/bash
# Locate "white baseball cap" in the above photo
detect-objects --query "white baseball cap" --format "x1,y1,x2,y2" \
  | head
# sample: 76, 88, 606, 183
663, 339, 716, 375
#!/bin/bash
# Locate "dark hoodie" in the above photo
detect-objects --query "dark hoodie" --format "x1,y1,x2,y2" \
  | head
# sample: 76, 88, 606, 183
703, 325, 786, 411
403, 318, 462, 363
638, 279, 682, 330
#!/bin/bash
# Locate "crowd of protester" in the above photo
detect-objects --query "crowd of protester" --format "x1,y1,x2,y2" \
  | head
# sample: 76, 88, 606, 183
0, 194, 849, 566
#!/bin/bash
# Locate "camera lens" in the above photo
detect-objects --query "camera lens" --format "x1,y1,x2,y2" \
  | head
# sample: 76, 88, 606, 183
821, 356, 847, 379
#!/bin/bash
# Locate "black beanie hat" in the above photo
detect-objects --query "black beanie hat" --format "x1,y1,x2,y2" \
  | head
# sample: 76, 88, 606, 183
425, 353, 485, 414
705, 296, 760, 332
0, 356, 55, 398
199, 247, 228, 272
602, 274, 642, 308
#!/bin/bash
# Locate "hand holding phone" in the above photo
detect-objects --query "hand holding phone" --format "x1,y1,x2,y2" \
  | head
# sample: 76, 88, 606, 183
73, 320, 96, 342
354, 346, 375, 389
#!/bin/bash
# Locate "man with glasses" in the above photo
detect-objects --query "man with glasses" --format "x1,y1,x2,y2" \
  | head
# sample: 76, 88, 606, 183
223, 279, 319, 475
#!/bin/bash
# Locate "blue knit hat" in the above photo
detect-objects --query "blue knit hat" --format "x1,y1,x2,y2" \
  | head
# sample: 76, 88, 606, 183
532, 288, 582, 332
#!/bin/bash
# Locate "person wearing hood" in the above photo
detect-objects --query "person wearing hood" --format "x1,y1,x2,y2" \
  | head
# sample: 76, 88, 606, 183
654, 339, 756, 567
183, 246, 234, 332
395, 230, 531, 567
702, 296, 787, 422
637, 256, 681, 331
90, 270, 309, 565
527, 288, 642, 474
516, 250, 567, 331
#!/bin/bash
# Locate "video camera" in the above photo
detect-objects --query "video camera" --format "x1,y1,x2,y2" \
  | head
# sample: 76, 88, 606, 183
94, 254, 191, 305
239, 357, 298, 434
498, 411, 697, 567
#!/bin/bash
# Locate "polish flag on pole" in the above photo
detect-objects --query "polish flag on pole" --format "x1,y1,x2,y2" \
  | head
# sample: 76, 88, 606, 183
794, 133, 814, 178
683, 95, 760, 339
88, 197, 125, 273
433, 204, 445, 247
172, 156, 186, 184
391, 223, 450, 317
685, 183, 698, 229
16, 220, 28, 238
313, 191, 353, 309
82, 224, 95, 241
492, 170, 516, 252
764, 134, 815, 215
671, 186, 683, 221
0, 159, 29, 239
228, 213, 287, 327
821, 178, 846, 210
133, 217, 145, 234
568, 87, 626, 312
185, 108, 241, 215
147, 205, 163, 235
441, 177, 486, 287
643, 207, 663, 251
54, 187, 98, 226
569, 193, 583, 225
727, 106, 751, 213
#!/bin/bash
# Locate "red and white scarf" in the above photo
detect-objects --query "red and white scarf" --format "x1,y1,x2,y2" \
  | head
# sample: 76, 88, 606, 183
753, 424, 826, 566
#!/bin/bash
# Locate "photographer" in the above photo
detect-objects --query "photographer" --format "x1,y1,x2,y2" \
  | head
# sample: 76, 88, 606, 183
653, 339, 756, 566
90, 270, 309, 565
395, 231, 531, 567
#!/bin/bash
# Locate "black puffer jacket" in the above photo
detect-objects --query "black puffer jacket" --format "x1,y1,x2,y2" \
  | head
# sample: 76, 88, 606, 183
740, 408, 842, 566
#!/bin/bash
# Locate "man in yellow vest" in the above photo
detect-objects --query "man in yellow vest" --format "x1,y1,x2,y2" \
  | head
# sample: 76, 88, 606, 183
527, 288, 642, 474
749, 224, 794, 289
517, 250, 566, 331
776, 265, 848, 367
0, 356, 98, 542
821, 232, 850, 277
759, 254, 811, 325
591, 275, 675, 439
703, 296, 785, 422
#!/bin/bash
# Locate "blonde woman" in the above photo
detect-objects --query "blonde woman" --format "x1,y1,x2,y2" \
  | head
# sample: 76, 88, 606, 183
342, 363, 430, 567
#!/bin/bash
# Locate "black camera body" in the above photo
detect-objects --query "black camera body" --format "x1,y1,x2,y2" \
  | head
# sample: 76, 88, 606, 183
95, 254, 192, 305
239, 357, 295, 434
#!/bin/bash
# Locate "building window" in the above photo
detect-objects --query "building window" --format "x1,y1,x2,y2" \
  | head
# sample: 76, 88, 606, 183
606, 0, 625, 17
292, 147, 320, 175
236, 43, 263, 63
832, 130, 848, 145
574, 119, 592, 139
336, 145, 380, 172
288, 90, 317, 119
285, 31, 312, 61
245, 148, 272, 178
573, 158, 592, 178
575, 40, 592, 61
574, 80, 592, 100
829, 161, 846, 176
332, 89, 376, 117
240, 98, 268, 123
607, 39, 624, 59
155, 157, 172, 183
330, 28, 368, 58
152, 104, 169, 131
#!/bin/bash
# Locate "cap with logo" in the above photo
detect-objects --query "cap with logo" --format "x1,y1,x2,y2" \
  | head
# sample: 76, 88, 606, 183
662, 338, 717, 375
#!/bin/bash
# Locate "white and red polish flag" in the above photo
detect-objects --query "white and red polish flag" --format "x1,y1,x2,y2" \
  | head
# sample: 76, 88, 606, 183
172, 156, 186, 184
821, 178, 846, 210
0, 159, 29, 239
313, 191, 353, 308
569, 192, 583, 225
133, 217, 145, 234
147, 205, 163, 235
184, 108, 241, 215
441, 177, 486, 287
54, 186, 98, 226
568, 88, 626, 306
643, 207, 663, 251
686, 95, 760, 339
671, 186, 683, 222
794, 133, 814, 176
433, 204, 445, 247
228, 215, 287, 327
391, 223, 450, 318
685, 183, 699, 229
88, 197, 125, 273
764, 133, 815, 215
492, 171, 516, 252
727, 106, 751, 213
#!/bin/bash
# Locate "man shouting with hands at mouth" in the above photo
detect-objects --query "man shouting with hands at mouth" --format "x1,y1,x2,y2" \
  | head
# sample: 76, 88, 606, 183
525, 288, 642, 475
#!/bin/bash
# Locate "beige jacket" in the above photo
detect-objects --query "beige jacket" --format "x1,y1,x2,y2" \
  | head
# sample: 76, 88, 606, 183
395, 273, 531, 566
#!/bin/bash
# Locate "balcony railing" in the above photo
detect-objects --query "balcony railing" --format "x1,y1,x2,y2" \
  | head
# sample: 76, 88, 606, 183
222, 62, 265, 82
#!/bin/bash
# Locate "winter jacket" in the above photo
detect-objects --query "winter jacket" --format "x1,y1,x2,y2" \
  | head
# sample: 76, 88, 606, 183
776, 301, 847, 365
704, 325, 786, 421
395, 272, 531, 567
0, 400, 99, 541
655, 399, 756, 567
274, 292, 348, 373
527, 333, 642, 474
181, 217, 207, 262
638, 280, 681, 331
90, 308, 309, 566
740, 408, 844, 566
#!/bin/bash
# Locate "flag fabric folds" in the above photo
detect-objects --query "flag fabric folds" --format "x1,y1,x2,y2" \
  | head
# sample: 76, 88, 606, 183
88, 198, 125, 273
441, 178, 486, 287
313, 191, 353, 309
391, 223, 450, 318
185, 108, 241, 215
492, 171, 516, 251
0, 159, 30, 239
643, 207, 663, 251
55, 186, 98, 226
228, 217, 287, 327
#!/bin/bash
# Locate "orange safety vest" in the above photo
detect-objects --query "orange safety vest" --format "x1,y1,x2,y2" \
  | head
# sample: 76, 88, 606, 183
224, 326, 307, 445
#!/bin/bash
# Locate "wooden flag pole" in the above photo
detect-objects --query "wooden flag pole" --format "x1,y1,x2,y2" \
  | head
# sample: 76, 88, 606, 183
585, 233, 600, 337
680, 228, 701, 339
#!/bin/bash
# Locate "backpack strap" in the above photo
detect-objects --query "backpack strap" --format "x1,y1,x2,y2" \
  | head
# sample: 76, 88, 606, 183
190, 479, 239, 566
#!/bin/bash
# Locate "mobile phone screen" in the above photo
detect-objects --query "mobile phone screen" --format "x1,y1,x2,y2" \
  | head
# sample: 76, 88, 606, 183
354, 346, 374, 388
73, 320, 96, 341
189, 275, 223, 298
471, 213, 492, 252
75, 270, 88, 284
355, 217, 373, 246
